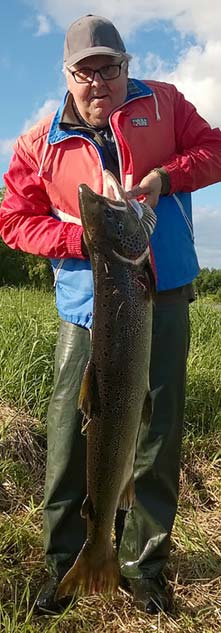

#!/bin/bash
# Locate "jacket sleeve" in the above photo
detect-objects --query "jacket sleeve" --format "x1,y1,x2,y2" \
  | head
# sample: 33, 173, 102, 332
162, 85, 221, 194
0, 150, 86, 259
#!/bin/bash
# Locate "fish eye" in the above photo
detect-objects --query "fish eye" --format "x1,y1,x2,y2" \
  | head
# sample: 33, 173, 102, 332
118, 222, 124, 231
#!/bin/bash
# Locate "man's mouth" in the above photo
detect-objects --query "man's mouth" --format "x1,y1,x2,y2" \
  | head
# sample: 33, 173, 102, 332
91, 95, 108, 101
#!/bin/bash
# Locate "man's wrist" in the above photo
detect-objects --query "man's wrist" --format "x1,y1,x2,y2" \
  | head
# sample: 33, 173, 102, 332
150, 168, 171, 195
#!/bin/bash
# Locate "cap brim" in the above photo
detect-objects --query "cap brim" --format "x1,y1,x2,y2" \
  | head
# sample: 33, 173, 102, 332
65, 47, 127, 67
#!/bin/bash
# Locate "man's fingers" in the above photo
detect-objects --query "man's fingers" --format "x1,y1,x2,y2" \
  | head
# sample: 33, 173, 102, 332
126, 191, 158, 209
126, 186, 143, 199
146, 194, 159, 209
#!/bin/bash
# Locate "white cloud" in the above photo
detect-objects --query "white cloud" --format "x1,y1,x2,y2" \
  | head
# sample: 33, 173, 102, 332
22, 99, 60, 133
0, 100, 59, 158
193, 205, 221, 269
141, 41, 221, 127
33, 0, 221, 42
170, 0, 221, 43
35, 14, 51, 36
0, 138, 16, 157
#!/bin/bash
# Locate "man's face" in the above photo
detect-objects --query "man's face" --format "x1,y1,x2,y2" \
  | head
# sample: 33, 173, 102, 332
66, 54, 128, 127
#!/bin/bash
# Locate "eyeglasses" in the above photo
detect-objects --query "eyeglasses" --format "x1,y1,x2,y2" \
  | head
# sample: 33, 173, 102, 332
67, 63, 123, 84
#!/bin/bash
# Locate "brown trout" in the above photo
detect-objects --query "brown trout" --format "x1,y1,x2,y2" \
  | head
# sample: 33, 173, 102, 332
57, 172, 156, 599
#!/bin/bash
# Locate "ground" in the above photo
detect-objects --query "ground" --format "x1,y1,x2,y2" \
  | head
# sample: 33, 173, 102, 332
0, 403, 220, 632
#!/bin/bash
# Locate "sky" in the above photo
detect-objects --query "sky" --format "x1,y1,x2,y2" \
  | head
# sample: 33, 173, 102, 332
0, 0, 221, 269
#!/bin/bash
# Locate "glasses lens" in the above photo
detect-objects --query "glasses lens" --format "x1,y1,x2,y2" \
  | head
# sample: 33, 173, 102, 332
100, 65, 121, 80
73, 68, 94, 83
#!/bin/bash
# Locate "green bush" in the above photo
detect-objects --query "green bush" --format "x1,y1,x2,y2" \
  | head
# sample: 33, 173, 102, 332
0, 187, 53, 289
194, 268, 221, 296
0, 238, 53, 289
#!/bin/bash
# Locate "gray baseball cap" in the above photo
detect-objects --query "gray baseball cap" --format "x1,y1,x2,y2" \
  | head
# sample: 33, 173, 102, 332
64, 14, 130, 67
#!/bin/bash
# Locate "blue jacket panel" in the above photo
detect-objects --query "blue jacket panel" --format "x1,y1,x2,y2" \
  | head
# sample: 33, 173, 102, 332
51, 257, 94, 328
150, 192, 199, 290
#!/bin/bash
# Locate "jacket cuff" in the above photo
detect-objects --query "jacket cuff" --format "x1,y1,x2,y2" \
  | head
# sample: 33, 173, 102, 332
66, 226, 89, 259
161, 163, 182, 194
152, 167, 171, 195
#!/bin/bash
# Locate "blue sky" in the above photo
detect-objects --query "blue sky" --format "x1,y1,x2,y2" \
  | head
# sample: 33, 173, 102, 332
0, 0, 221, 269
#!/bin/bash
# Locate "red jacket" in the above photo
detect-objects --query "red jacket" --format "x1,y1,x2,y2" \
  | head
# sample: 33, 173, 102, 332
1, 79, 221, 265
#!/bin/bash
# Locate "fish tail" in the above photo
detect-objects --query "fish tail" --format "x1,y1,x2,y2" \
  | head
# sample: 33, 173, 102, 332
56, 539, 120, 599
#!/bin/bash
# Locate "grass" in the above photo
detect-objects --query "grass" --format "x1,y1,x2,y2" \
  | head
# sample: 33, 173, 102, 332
0, 288, 221, 631
0, 287, 220, 432
0, 405, 220, 632
0, 287, 58, 419
185, 300, 221, 434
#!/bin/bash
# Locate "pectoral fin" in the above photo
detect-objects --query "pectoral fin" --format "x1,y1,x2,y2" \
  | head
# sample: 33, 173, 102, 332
81, 494, 95, 521
142, 390, 153, 426
118, 475, 135, 510
141, 204, 157, 237
78, 361, 100, 421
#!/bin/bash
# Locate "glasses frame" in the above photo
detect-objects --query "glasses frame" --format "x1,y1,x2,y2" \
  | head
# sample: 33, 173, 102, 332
66, 62, 123, 84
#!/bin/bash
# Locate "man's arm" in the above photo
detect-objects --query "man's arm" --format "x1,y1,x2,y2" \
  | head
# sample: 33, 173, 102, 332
162, 86, 221, 194
126, 85, 221, 206
0, 151, 87, 259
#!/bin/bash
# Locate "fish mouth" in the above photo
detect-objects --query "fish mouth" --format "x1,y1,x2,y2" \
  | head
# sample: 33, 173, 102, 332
102, 170, 126, 202
79, 184, 127, 212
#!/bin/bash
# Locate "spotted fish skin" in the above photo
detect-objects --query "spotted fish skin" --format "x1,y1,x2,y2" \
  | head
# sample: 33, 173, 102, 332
56, 172, 156, 600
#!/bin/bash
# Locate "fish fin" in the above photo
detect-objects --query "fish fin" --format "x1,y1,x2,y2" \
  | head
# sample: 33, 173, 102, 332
141, 204, 157, 237
80, 494, 95, 521
78, 361, 100, 421
118, 475, 135, 510
135, 261, 156, 301
146, 259, 156, 300
143, 260, 156, 301
142, 390, 153, 426
55, 539, 120, 599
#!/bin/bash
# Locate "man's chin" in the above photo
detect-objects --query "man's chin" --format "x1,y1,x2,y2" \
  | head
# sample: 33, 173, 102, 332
91, 107, 111, 126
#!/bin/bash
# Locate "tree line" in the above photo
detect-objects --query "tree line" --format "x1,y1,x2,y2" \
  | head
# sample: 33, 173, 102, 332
0, 186, 220, 295
194, 268, 221, 300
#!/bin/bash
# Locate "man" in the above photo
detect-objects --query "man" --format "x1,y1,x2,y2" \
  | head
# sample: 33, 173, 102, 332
1, 14, 221, 616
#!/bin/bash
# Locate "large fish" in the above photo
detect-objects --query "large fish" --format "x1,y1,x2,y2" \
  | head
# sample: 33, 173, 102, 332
57, 171, 156, 599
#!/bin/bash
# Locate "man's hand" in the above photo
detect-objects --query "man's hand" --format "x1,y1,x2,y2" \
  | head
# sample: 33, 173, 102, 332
126, 170, 162, 209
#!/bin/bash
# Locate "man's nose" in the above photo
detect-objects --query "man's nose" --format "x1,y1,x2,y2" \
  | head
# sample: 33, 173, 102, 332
91, 70, 105, 85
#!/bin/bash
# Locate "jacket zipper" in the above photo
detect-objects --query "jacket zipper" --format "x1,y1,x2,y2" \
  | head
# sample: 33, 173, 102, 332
109, 93, 153, 186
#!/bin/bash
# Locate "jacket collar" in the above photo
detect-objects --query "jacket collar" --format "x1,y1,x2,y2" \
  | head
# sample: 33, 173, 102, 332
48, 78, 153, 145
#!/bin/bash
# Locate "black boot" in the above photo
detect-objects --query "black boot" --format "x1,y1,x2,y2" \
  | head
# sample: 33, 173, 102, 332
129, 573, 173, 614
34, 574, 76, 615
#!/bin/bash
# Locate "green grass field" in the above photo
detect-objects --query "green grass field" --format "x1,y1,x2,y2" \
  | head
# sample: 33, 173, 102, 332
0, 287, 220, 632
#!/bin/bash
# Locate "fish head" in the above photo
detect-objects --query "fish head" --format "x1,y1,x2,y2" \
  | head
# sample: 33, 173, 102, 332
78, 181, 156, 263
